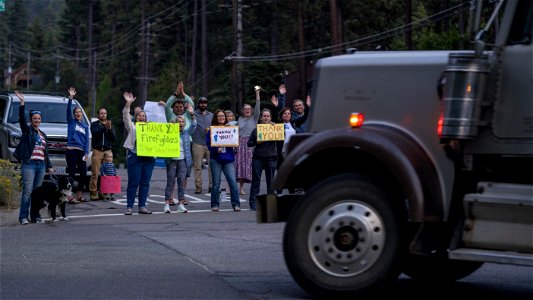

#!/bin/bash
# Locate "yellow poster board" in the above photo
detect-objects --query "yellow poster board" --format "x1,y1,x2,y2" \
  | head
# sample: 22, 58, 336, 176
135, 122, 181, 157
257, 124, 285, 142
210, 126, 239, 147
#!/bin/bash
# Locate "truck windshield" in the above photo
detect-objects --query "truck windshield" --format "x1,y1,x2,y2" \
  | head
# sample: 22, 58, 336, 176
7, 102, 87, 125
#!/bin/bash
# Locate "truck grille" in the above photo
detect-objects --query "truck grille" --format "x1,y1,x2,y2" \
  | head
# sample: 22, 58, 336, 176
47, 138, 68, 154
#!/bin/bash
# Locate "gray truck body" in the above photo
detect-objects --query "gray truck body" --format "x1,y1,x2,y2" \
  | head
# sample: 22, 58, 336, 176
257, 0, 532, 297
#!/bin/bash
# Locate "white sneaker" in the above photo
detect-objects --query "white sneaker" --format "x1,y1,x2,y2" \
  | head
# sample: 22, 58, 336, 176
163, 204, 171, 213
177, 204, 188, 213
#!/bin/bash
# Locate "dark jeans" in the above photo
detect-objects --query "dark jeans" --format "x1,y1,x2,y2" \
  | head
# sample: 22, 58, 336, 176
66, 148, 88, 192
126, 150, 155, 209
248, 158, 276, 210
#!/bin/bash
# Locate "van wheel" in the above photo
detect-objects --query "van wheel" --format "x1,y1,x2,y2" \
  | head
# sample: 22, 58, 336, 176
283, 174, 405, 298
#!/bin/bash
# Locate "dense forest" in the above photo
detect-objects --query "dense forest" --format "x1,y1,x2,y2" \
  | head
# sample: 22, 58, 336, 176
0, 0, 473, 163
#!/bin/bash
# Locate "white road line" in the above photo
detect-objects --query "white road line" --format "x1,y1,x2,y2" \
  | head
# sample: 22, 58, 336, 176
109, 194, 248, 206
49, 208, 251, 221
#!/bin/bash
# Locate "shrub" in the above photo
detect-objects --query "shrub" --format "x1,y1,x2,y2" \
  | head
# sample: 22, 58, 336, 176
0, 160, 21, 209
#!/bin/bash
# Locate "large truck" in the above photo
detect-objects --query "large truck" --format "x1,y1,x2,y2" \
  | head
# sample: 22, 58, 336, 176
256, 0, 532, 297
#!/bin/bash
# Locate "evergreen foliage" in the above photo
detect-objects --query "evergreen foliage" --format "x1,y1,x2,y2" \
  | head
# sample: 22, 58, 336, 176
0, 0, 473, 164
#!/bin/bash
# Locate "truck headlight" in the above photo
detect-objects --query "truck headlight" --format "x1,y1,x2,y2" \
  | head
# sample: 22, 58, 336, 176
9, 134, 21, 147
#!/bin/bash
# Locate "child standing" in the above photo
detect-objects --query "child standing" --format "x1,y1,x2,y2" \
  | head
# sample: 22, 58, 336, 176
99, 151, 117, 200
163, 110, 196, 214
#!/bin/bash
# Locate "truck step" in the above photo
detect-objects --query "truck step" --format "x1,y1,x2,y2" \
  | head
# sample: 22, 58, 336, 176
449, 248, 533, 266
462, 182, 533, 253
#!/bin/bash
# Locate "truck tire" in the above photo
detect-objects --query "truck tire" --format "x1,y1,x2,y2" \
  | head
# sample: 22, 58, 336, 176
403, 254, 483, 282
283, 174, 405, 297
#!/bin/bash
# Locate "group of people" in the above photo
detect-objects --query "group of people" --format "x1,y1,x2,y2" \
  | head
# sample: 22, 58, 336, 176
14, 87, 117, 224
14, 82, 310, 224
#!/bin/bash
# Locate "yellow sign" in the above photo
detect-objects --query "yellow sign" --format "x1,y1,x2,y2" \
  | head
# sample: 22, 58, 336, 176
257, 124, 285, 142
135, 122, 181, 157
210, 126, 239, 147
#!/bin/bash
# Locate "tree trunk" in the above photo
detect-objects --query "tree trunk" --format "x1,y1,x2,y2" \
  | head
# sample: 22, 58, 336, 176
298, 3, 306, 100
329, 0, 341, 55
404, 0, 412, 50
270, 0, 279, 55
201, 0, 208, 97
191, 0, 198, 96
232, 0, 243, 113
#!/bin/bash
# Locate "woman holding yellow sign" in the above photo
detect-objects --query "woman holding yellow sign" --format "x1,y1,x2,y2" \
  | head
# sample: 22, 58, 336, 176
247, 108, 278, 211
122, 91, 155, 216
206, 109, 241, 212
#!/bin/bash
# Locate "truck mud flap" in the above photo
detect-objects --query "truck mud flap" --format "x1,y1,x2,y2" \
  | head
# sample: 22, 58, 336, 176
256, 193, 303, 223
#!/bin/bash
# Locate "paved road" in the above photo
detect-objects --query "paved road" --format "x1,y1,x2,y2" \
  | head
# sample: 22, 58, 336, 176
1, 167, 532, 299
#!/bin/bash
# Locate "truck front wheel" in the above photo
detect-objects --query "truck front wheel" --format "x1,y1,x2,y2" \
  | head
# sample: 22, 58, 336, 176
283, 174, 405, 297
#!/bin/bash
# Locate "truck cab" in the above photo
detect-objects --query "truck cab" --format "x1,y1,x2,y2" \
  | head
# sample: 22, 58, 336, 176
257, 0, 532, 297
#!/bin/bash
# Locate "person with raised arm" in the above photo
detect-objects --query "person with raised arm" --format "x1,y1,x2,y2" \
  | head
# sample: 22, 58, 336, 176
13, 90, 53, 224
122, 91, 155, 215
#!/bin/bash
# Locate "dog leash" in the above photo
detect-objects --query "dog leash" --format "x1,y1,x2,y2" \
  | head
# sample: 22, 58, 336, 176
48, 173, 59, 186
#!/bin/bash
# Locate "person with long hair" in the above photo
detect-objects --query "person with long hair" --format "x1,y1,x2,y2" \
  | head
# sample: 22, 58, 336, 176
13, 90, 54, 224
65, 87, 90, 203
206, 109, 241, 212
247, 108, 278, 211
122, 92, 155, 215
235, 88, 261, 195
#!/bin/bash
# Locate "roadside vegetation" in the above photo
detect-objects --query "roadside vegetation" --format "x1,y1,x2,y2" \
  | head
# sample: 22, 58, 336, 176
0, 160, 21, 209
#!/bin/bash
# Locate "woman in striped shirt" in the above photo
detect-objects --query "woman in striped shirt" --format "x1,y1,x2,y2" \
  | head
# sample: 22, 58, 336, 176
13, 90, 53, 225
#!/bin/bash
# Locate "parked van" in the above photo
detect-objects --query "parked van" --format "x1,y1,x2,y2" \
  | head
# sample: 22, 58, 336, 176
0, 91, 92, 175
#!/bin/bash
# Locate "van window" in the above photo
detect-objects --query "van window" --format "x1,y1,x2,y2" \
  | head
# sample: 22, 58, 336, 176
7, 102, 88, 125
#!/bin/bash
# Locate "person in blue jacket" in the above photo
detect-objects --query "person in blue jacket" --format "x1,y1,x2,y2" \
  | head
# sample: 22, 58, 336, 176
66, 87, 90, 203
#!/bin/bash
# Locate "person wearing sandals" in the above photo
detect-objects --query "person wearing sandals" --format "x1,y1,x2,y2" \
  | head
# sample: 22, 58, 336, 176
13, 91, 54, 225
206, 109, 241, 212
235, 87, 261, 195
65, 87, 90, 204
122, 91, 155, 215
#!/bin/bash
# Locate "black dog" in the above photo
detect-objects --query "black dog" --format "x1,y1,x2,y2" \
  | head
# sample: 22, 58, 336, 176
30, 176, 73, 223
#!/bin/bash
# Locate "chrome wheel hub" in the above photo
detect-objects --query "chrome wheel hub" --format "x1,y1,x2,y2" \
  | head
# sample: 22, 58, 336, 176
308, 201, 385, 277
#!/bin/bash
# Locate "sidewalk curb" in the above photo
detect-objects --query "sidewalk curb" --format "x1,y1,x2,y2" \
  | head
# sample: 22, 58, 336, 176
0, 208, 19, 227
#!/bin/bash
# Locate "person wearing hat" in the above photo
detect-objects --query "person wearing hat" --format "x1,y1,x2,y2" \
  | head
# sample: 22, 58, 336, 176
191, 96, 213, 194
13, 90, 54, 225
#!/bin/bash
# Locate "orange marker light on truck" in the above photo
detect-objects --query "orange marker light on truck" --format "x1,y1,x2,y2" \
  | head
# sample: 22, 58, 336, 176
437, 113, 444, 136
349, 112, 364, 128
